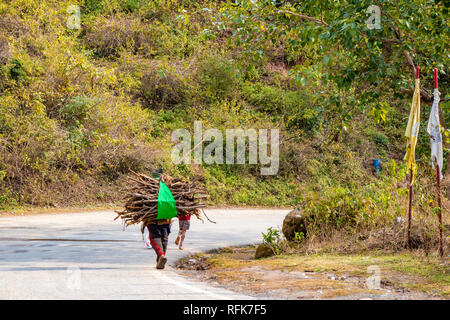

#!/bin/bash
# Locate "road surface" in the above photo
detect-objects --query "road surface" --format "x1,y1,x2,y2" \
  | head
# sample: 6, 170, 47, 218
0, 208, 288, 299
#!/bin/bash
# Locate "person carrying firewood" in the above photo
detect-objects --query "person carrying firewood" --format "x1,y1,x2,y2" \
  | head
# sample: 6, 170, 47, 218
146, 169, 177, 269
147, 218, 171, 269
115, 169, 210, 268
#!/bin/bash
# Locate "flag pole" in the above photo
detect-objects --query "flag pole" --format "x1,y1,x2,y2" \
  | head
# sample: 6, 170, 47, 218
434, 67, 444, 258
437, 163, 443, 257
408, 66, 420, 248
407, 166, 413, 248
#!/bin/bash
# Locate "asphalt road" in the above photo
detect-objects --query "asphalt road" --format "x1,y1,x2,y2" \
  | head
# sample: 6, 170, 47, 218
0, 208, 288, 299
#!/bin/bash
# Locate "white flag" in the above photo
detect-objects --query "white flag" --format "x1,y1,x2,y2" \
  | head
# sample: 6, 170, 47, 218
427, 89, 443, 179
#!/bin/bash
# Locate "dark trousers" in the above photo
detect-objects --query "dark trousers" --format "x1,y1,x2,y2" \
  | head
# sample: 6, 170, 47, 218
148, 224, 170, 259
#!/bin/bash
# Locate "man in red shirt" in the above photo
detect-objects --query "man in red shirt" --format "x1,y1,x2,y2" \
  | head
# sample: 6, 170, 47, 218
175, 214, 190, 250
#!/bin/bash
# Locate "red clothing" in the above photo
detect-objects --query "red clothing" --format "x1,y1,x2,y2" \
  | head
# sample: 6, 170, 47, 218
179, 215, 191, 221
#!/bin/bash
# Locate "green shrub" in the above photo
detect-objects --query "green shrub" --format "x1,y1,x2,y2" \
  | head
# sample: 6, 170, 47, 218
198, 54, 241, 100
302, 172, 406, 236
82, 0, 107, 14
371, 131, 389, 149
261, 227, 284, 255
9, 59, 27, 81
119, 0, 147, 13
241, 82, 322, 132
138, 65, 189, 109
0, 190, 18, 210
60, 96, 99, 127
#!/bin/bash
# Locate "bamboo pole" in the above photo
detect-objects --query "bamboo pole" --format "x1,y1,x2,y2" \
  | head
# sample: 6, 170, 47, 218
407, 167, 413, 248
407, 66, 420, 248
436, 164, 444, 257
434, 67, 444, 258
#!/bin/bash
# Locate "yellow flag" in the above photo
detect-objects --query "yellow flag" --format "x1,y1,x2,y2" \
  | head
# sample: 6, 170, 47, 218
404, 78, 421, 184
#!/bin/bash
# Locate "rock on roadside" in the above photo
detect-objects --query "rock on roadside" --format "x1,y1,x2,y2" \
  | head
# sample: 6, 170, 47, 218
282, 208, 308, 241
255, 243, 274, 259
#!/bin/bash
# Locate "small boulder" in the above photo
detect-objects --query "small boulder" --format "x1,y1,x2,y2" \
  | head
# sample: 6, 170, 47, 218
255, 243, 274, 259
282, 209, 308, 242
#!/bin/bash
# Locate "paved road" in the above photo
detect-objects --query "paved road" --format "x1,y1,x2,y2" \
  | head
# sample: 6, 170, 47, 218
0, 208, 288, 299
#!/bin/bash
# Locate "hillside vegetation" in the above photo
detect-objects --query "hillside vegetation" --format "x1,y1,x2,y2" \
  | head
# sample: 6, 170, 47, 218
0, 0, 448, 244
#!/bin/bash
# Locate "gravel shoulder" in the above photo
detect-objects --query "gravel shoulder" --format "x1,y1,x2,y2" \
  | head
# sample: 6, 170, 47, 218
175, 246, 449, 300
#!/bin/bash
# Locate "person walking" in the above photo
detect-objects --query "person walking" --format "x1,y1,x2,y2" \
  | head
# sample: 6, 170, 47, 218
147, 219, 171, 269
144, 227, 152, 249
175, 215, 190, 250
146, 168, 176, 269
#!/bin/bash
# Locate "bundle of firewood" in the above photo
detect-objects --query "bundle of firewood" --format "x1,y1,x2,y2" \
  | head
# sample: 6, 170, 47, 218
115, 171, 211, 232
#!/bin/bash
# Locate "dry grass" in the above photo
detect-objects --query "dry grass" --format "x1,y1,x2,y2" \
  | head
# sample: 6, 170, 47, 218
84, 15, 154, 58
0, 36, 10, 64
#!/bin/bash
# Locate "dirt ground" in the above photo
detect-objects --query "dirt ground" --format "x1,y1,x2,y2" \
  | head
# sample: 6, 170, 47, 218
175, 246, 449, 300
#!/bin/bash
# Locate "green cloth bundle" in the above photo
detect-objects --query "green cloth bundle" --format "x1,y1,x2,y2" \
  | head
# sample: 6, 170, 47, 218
156, 181, 177, 219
